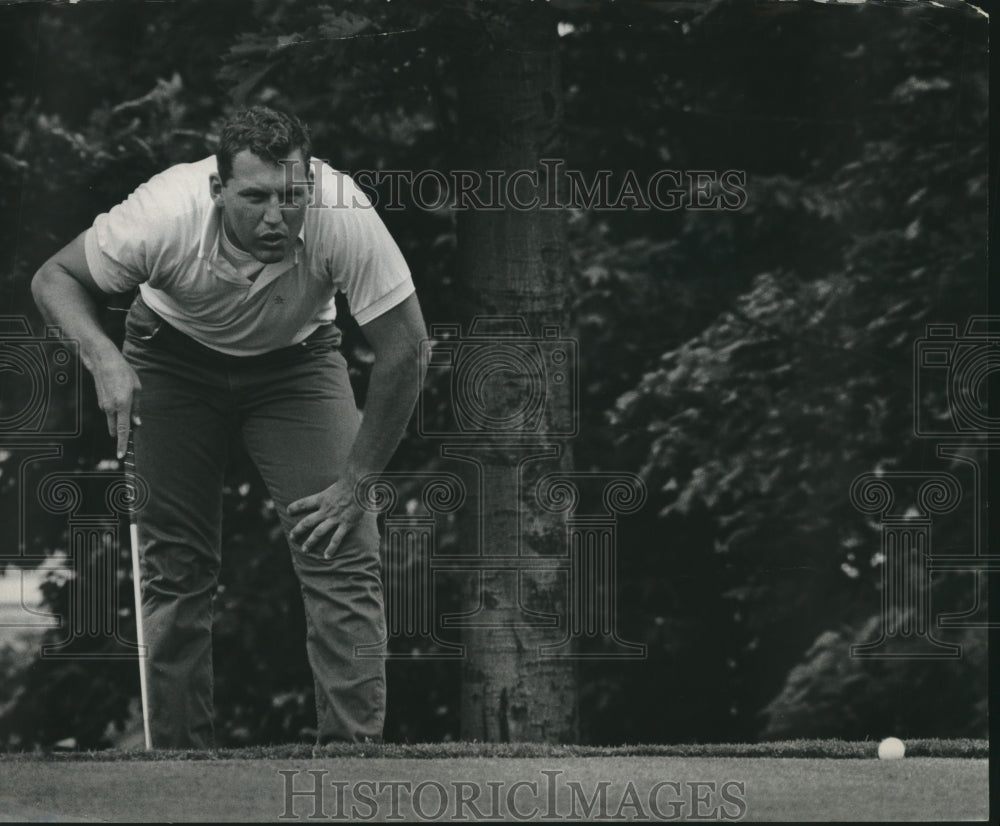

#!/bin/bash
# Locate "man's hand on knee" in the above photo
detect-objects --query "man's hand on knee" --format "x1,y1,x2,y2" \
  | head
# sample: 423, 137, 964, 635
288, 477, 365, 559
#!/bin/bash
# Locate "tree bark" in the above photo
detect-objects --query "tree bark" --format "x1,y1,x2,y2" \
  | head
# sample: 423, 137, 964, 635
453, 5, 578, 743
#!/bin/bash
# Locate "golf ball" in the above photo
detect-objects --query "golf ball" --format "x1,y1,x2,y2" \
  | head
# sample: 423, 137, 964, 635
878, 737, 905, 760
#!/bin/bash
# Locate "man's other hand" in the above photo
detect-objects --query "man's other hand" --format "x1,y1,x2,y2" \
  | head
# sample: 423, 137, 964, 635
288, 477, 365, 559
94, 352, 142, 458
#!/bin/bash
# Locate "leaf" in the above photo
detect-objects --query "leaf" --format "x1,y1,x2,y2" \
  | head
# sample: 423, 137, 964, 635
318, 10, 374, 41
229, 63, 277, 105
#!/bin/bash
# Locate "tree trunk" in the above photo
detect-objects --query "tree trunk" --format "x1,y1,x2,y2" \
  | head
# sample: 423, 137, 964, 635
452, 6, 578, 743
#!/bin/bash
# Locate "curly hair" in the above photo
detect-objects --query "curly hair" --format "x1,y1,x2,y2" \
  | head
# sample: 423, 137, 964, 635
216, 106, 311, 183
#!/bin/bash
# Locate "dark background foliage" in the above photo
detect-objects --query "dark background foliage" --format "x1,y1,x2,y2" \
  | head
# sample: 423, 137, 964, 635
0, 0, 989, 748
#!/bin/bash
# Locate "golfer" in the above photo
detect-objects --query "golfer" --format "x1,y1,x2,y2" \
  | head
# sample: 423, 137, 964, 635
31, 106, 426, 748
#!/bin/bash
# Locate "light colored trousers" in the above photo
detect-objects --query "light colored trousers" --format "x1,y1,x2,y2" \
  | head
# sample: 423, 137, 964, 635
123, 294, 386, 748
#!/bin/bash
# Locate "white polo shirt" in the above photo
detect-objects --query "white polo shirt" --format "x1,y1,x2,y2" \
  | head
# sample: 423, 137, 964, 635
84, 156, 414, 355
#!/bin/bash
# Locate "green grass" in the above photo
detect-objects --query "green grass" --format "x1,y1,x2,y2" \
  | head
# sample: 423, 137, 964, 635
0, 752, 989, 822
0, 737, 987, 761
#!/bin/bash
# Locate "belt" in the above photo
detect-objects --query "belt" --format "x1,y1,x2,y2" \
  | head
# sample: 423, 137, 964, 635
128, 301, 342, 367
154, 319, 341, 366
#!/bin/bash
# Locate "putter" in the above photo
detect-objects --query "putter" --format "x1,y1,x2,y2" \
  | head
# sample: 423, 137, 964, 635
124, 432, 153, 751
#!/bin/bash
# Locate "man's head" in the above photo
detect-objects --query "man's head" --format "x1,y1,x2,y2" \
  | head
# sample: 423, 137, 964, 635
210, 106, 315, 263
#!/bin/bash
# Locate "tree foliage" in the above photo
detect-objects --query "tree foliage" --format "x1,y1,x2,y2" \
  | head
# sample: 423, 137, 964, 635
0, 0, 987, 748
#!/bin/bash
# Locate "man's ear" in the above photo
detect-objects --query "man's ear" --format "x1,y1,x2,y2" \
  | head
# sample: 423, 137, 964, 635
209, 172, 225, 208
298, 159, 317, 205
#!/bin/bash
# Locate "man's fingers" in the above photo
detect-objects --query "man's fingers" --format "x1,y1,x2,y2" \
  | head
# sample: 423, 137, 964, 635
323, 523, 350, 560
289, 509, 323, 540
95, 361, 143, 457
116, 414, 131, 459
301, 519, 338, 554
287, 495, 317, 516
291, 509, 331, 543
288, 484, 357, 548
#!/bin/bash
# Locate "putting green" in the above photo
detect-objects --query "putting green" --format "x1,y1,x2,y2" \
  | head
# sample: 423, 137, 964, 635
0, 755, 988, 821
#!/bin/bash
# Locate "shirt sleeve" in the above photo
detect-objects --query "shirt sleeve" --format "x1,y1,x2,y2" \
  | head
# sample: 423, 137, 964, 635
84, 171, 184, 294
320, 169, 415, 326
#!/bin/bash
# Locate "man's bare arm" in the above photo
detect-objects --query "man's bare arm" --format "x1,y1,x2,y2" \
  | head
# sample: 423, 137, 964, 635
31, 231, 142, 458
344, 293, 428, 481
287, 292, 428, 557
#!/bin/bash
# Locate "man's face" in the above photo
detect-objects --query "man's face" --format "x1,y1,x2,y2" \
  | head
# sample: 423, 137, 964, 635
210, 149, 313, 264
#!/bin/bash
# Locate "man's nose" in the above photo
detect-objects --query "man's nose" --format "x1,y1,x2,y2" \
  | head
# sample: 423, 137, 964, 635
263, 197, 283, 225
